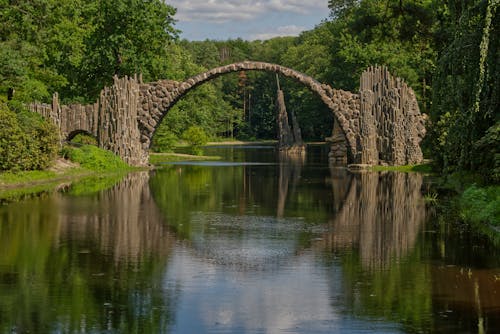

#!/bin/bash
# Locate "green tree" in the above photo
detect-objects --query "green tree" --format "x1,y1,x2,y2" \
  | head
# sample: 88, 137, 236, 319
76, 0, 178, 100
182, 126, 208, 155
431, 0, 499, 180
324, 0, 444, 111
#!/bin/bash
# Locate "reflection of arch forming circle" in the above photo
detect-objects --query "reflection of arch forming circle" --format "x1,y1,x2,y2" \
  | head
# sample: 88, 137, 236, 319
139, 61, 356, 158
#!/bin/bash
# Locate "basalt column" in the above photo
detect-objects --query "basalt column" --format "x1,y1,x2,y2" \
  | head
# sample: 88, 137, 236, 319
99, 76, 149, 166
276, 89, 295, 149
358, 67, 426, 165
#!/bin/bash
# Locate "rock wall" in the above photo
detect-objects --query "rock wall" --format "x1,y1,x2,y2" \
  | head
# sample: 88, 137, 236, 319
357, 66, 426, 165
29, 75, 149, 166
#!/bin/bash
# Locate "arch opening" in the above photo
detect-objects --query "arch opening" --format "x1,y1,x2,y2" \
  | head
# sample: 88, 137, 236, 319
67, 130, 98, 146
140, 61, 355, 164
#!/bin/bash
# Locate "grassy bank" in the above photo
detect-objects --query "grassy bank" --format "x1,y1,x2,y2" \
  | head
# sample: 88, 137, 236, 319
0, 145, 134, 192
1, 145, 223, 195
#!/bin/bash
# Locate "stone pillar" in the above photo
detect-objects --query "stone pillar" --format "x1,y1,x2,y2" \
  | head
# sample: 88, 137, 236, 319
326, 121, 348, 166
359, 89, 379, 165
98, 75, 149, 166
358, 66, 426, 166
276, 89, 294, 149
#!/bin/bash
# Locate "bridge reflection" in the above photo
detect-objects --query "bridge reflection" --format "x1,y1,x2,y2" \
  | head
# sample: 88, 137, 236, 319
318, 169, 426, 268
57, 172, 174, 264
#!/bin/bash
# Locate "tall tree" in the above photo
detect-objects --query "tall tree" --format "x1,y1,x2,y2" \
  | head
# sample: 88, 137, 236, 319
431, 0, 499, 179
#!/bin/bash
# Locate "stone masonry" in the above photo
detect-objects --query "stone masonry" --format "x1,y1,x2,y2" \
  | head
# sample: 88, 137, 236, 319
29, 61, 426, 167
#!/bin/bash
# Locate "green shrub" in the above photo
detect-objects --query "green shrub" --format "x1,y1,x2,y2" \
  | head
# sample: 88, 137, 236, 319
182, 126, 208, 155
62, 145, 130, 172
460, 185, 500, 227
0, 104, 59, 171
19, 111, 59, 170
152, 131, 178, 153
0, 104, 25, 171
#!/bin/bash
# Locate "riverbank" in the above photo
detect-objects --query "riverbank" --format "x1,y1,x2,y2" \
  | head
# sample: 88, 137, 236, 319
0, 149, 221, 197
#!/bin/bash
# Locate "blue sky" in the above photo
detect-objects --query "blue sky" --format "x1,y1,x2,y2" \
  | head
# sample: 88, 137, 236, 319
167, 0, 330, 41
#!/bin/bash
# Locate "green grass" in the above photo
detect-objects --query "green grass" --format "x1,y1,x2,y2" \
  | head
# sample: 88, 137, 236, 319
0, 170, 58, 185
149, 152, 221, 165
1, 145, 132, 192
62, 145, 131, 172
370, 163, 433, 173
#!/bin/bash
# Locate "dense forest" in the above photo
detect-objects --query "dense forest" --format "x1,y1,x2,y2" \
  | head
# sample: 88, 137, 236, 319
0, 0, 498, 181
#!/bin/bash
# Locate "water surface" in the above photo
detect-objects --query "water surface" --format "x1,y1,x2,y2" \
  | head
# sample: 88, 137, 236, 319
1, 145, 499, 333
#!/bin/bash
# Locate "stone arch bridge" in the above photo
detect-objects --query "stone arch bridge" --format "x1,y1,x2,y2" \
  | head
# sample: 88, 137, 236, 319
29, 61, 426, 167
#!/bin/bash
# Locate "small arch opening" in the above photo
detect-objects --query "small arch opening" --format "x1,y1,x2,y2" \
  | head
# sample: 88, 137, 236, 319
67, 130, 98, 146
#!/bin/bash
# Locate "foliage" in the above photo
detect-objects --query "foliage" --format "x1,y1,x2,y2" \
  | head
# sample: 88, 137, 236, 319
151, 130, 178, 153
474, 121, 500, 182
0, 104, 59, 171
460, 185, 500, 227
16, 110, 60, 170
431, 0, 499, 180
0, 0, 178, 103
62, 145, 130, 172
182, 126, 209, 155
0, 104, 26, 171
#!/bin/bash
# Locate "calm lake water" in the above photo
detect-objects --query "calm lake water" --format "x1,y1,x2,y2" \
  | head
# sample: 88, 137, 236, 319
1, 145, 499, 333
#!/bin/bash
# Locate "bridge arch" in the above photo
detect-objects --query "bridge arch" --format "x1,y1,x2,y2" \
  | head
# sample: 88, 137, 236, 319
138, 61, 358, 162
29, 64, 426, 167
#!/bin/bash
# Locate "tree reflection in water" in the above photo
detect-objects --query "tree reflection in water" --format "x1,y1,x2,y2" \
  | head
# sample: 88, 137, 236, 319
0, 172, 177, 333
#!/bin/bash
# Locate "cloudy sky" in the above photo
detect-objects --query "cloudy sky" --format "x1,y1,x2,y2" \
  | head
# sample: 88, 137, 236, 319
167, 0, 330, 41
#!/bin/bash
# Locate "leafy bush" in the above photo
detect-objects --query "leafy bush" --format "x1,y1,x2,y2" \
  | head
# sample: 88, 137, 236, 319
62, 145, 130, 171
152, 130, 178, 153
460, 185, 500, 227
0, 104, 58, 171
17, 110, 59, 170
0, 104, 26, 171
182, 126, 208, 155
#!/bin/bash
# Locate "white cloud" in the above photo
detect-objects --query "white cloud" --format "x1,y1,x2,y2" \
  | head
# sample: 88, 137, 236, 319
169, 0, 326, 23
250, 25, 306, 40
